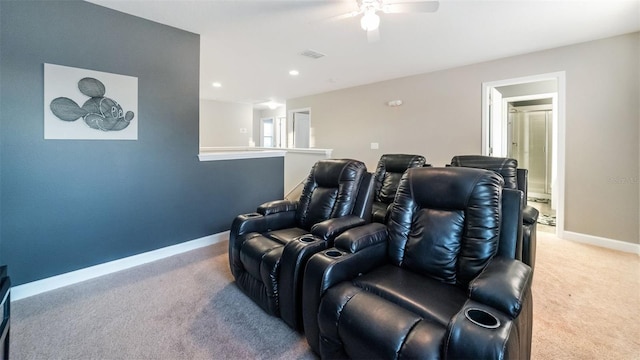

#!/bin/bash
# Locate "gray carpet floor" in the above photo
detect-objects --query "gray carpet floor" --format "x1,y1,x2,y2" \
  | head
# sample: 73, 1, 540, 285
10, 241, 314, 359
10, 233, 640, 359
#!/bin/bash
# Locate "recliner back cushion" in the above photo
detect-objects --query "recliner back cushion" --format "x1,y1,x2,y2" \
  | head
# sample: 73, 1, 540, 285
387, 167, 503, 287
450, 155, 518, 189
296, 159, 366, 230
375, 154, 426, 203
378, 172, 404, 203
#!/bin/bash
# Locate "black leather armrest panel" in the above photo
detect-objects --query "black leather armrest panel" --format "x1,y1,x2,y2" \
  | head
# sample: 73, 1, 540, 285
468, 257, 532, 318
523, 205, 539, 225
280, 236, 329, 331
311, 215, 366, 242
257, 199, 298, 216
230, 213, 267, 240
302, 242, 388, 353
334, 222, 388, 253
445, 300, 516, 360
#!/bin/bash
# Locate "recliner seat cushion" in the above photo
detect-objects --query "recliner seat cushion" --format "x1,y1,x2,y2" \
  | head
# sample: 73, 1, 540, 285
265, 228, 308, 244
352, 265, 468, 325
319, 266, 468, 360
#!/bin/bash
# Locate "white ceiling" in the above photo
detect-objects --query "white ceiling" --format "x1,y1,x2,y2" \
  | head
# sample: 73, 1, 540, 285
88, 0, 639, 108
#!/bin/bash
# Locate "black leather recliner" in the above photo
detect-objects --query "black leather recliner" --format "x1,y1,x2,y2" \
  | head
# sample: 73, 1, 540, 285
450, 155, 539, 271
372, 154, 426, 223
229, 159, 374, 331
302, 167, 533, 359
0, 266, 9, 360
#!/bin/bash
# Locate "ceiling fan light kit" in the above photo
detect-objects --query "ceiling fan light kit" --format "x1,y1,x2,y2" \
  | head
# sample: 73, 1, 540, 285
360, 9, 380, 31
351, 0, 440, 41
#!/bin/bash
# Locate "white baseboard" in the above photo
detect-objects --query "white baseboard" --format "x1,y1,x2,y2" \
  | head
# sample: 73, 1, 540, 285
563, 231, 640, 255
11, 231, 229, 301
527, 192, 550, 200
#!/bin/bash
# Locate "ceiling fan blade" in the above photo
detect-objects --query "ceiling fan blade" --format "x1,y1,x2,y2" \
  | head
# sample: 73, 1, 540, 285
384, 1, 440, 14
367, 27, 380, 43
327, 11, 360, 22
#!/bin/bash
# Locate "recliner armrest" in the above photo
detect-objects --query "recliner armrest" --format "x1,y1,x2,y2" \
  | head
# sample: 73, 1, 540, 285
523, 205, 539, 225
311, 215, 366, 242
334, 222, 388, 253
257, 199, 298, 215
445, 300, 517, 360
230, 213, 268, 240
253, 200, 299, 231
468, 257, 532, 318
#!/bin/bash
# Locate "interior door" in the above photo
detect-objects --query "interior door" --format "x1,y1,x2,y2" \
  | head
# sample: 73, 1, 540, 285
293, 112, 310, 148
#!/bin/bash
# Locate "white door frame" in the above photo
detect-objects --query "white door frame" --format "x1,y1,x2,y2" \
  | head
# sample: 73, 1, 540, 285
481, 72, 566, 237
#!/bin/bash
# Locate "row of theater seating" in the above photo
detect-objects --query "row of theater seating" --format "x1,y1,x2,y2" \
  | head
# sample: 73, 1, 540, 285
373, 154, 538, 270
228, 155, 537, 359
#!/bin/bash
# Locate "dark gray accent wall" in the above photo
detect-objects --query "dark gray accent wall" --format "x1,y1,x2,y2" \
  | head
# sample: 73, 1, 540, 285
0, 1, 284, 285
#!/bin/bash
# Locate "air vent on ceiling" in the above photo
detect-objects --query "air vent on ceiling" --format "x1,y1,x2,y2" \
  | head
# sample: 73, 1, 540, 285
299, 49, 326, 59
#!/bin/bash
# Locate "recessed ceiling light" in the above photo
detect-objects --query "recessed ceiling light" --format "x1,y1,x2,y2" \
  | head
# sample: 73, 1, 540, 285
289, 70, 299, 76
258, 101, 283, 110
212, 82, 222, 88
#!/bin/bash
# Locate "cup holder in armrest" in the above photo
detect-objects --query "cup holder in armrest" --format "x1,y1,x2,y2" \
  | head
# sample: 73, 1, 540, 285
325, 250, 344, 258
244, 213, 261, 218
464, 308, 501, 329
299, 235, 317, 243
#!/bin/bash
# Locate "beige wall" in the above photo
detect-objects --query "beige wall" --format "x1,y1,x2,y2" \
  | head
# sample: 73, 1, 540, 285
200, 99, 253, 147
287, 32, 640, 245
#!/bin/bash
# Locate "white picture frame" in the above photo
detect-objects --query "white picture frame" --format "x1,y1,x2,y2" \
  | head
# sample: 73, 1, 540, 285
44, 63, 138, 140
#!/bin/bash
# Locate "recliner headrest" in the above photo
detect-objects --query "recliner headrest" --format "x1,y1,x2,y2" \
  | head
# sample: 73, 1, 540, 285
296, 159, 368, 230
312, 159, 366, 187
380, 154, 426, 173
450, 155, 518, 189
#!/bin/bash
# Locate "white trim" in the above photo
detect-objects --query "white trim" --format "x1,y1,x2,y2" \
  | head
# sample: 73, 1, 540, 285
563, 231, 640, 255
198, 150, 286, 161
198, 146, 331, 162
279, 147, 333, 156
11, 231, 229, 301
528, 191, 551, 200
481, 71, 566, 239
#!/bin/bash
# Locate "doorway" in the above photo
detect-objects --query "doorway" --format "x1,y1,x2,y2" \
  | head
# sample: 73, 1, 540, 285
259, 116, 287, 148
288, 108, 311, 149
482, 72, 566, 236
507, 97, 557, 230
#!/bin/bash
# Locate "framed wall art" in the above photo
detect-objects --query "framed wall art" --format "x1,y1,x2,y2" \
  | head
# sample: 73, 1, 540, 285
44, 63, 138, 140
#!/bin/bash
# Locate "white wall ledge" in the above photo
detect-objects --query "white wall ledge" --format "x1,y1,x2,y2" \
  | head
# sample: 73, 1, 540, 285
198, 146, 331, 161
198, 146, 286, 161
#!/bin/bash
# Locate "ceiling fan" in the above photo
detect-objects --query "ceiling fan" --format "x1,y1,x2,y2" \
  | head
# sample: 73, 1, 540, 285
341, 0, 440, 42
